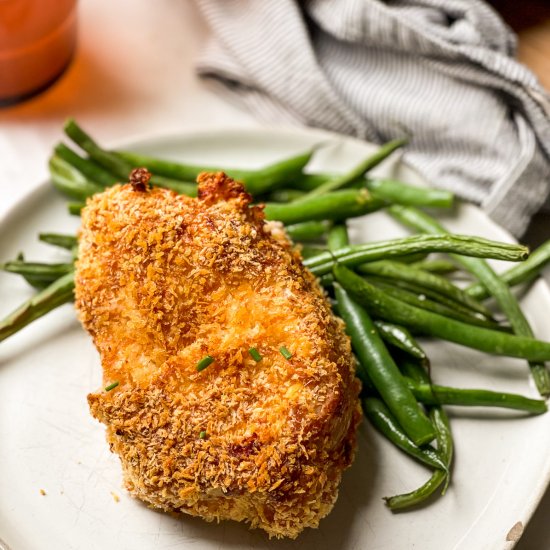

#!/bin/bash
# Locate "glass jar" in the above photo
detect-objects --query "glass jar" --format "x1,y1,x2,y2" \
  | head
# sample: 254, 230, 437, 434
0, 0, 77, 106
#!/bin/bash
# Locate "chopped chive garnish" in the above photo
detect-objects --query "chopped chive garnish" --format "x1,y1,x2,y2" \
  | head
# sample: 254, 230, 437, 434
279, 346, 292, 360
199, 431, 207, 439
105, 381, 119, 391
196, 355, 214, 372
249, 347, 262, 362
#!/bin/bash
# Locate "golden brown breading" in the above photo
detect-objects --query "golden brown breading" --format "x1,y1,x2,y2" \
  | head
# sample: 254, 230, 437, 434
76, 171, 361, 539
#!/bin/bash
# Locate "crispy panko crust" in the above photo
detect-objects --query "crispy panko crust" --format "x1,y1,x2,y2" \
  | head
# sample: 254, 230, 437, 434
76, 172, 362, 538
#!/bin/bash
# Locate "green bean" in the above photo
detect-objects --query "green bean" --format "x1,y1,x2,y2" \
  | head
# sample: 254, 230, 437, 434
327, 225, 371, 387
362, 397, 446, 470
466, 238, 550, 300
376, 277, 501, 325
357, 259, 492, 317
144, 176, 196, 196
39, 233, 78, 251
67, 202, 85, 216
304, 234, 529, 276
0, 272, 75, 343
64, 119, 139, 179
327, 224, 350, 252
2, 260, 74, 289
26, 278, 52, 291
54, 143, 118, 188
116, 146, 316, 196
334, 282, 435, 445
394, 356, 454, 505
401, 355, 546, 413
293, 172, 455, 210
399, 356, 430, 384
366, 179, 454, 208
374, 321, 427, 361
385, 407, 453, 510
285, 221, 331, 242
300, 245, 327, 259
3, 260, 73, 279
370, 276, 497, 323
305, 138, 407, 197
407, 381, 547, 414
410, 259, 458, 274
318, 273, 334, 288
49, 155, 103, 200
50, 150, 197, 208
263, 189, 386, 225
389, 205, 550, 397
265, 189, 307, 203
329, 225, 435, 445
365, 277, 501, 329
392, 252, 430, 264
226, 149, 317, 195
291, 173, 333, 191
115, 150, 253, 182
64, 120, 197, 196
334, 265, 550, 362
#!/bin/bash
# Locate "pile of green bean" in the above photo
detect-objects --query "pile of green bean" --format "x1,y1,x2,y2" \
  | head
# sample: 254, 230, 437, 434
2, 119, 550, 511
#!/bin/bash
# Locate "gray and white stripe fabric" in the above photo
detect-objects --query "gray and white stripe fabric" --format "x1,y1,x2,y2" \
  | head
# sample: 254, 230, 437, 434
194, 0, 550, 237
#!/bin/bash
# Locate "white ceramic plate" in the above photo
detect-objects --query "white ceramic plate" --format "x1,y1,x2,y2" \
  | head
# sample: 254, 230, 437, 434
1, 129, 549, 550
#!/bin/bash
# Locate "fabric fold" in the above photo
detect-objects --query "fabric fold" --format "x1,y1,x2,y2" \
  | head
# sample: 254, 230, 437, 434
195, 0, 550, 236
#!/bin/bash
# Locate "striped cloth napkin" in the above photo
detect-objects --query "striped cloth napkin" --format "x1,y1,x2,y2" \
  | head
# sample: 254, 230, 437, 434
194, 0, 550, 237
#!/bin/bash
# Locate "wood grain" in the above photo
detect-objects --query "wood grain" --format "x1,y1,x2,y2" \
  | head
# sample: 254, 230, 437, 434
517, 21, 550, 90
489, 0, 550, 90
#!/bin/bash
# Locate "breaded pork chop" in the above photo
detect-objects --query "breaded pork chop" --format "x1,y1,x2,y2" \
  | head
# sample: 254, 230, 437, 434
76, 170, 361, 538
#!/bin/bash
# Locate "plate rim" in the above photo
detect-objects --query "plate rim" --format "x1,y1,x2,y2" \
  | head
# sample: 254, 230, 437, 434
1, 126, 549, 549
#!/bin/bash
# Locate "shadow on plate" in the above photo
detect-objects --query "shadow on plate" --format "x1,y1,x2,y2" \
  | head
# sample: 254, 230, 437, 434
131, 430, 378, 550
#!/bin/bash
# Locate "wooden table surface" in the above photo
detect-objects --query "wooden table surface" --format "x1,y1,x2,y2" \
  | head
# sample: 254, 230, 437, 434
490, 1, 550, 90
517, 22, 550, 92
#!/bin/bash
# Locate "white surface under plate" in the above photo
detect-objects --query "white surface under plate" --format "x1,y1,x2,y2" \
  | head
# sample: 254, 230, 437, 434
0, 128, 549, 550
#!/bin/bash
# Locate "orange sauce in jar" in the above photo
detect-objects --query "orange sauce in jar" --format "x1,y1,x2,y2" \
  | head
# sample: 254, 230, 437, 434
0, 0, 77, 106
